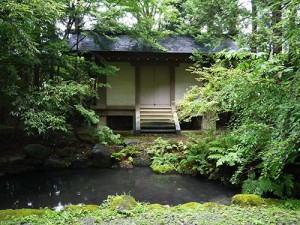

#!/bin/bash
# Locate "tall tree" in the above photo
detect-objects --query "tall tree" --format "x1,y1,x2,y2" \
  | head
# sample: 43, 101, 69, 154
175, 0, 241, 45
0, 0, 119, 138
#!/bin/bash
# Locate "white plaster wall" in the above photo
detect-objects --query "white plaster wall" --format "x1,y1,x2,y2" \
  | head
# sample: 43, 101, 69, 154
107, 62, 135, 106
175, 63, 198, 103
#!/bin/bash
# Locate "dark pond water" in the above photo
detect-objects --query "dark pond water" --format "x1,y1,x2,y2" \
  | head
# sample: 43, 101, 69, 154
0, 167, 238, 210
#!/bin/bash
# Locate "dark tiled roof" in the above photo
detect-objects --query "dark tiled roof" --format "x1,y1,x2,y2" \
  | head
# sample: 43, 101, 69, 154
69, 35, 237, 53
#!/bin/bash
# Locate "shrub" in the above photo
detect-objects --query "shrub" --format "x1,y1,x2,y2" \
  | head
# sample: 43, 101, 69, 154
96, 126, 122, 145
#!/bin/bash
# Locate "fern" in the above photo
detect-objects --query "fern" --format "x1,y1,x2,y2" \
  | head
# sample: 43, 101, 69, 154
242, 174, 295, 198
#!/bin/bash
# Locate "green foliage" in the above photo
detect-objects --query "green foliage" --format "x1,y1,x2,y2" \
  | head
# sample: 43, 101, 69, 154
146, 137, 174, 156
178, 132, 219, 176
242, 174, 295, 198
62, 204, 99, 212
175, 0, 241, 45
151, 163, 176, 174
111, 146, 140, 162
96, 126, 122, 145
178, 49, 300, 197
0, 208, 51, 220
147, 138, 185, 173
111, 0, 178, 49
1, 196, 300, 225
10, 80, 98, 136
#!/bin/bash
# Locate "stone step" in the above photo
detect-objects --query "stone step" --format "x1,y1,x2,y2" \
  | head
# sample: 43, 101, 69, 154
140, 108, 172, 112
141, 124, 175, 129
136, 106, 180, 134
141, 116, 173, 120
140, 129, 176, 133
140, 112, 173, 116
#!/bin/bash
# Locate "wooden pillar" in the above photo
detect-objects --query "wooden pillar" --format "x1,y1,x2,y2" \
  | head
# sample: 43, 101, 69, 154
135, 65, 141, 135
201, 111, 217, 131
97, 75, 107, 108
170, 66, 175, 105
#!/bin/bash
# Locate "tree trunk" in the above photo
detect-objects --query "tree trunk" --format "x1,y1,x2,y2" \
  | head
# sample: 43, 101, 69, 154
271, 3, 282, 54
201, 111, 217, 131
33, 64, 40, 88
251, 0, 257, 53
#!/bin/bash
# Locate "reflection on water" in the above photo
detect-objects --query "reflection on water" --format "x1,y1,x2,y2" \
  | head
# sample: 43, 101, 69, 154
0, 167, 238, 209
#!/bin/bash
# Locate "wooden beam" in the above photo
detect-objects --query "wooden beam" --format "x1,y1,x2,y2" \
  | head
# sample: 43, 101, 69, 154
170, 66, 175, 105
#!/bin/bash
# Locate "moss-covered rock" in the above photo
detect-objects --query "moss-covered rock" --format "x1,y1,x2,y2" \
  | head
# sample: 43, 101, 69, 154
57, 147, 78, 158
151, 164, 176, 174
90, 144, 113, 168
62, 204, 99, 212
44, 158, 70, 169
202, 202, 223, 209
146, 204, 164, 210
24, 144, 50, 160
180, 202, 202, 209
0, 208, 51, 220
109, 195, 137, 213
232, 194, 265, 206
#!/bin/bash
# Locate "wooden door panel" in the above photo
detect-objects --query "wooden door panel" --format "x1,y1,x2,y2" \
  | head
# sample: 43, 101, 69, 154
140, 66, 170, 106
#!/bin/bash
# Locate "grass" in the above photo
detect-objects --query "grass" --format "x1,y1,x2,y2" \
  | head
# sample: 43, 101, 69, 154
0, 195, 299, 225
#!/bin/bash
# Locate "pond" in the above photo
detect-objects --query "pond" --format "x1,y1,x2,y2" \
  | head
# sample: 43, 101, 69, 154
0, 167, 238, 210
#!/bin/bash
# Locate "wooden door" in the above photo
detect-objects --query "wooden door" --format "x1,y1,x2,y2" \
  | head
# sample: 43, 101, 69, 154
140, 66, 170, 106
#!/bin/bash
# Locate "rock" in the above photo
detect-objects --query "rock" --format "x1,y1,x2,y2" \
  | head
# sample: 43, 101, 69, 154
132, 151, 151, 166
3, 156, 35, 174
57, 147, 78, 158
6, 165, 35, 175
24, 144, 50, 160
8, 156, 26, 165
90, 144, 113, 168
27, 158, 44, 167
69, 156, 90, 168
110, 195, 137, 213
112, 161, 133, 169
44, 159, 69, 169
124, 139, 140, 146
232, 194, 265, 206
0, 158, 8, 169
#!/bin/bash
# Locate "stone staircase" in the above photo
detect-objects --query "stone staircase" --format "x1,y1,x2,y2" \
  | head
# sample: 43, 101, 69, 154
135, 106, 180, 134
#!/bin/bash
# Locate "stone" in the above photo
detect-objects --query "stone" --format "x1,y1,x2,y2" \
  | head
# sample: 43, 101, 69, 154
90, 144, 113, 168
57, 147, 78, 158
0, 158, 8, 169
24, 144, 50, 160
124, 139, 140, 146
5, 165, 35, 175
69, 156, 91, 168
44, 159, 69, 169
112, 161, 133, 169
231, 194, 265, 206
8, 156, 26, 165
132, 151, 151, 166
110, 195, 137, 213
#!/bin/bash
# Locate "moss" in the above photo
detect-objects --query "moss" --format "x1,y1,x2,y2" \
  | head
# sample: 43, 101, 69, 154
232, 194, 265, 206
180, 202, 202, 209
264, 199, 300, 212
62, 204, 99, 212
146, 204, 164, 210
110, 195, 137, 213
202, 202, 223, 209
0, 208, 50, 220
151, 164, 176, 174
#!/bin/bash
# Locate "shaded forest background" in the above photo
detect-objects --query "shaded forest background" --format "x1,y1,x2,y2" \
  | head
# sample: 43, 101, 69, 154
0, 0, 299, 197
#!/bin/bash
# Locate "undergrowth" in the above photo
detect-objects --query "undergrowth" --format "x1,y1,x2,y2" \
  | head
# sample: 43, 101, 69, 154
0, 195, 299, 225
